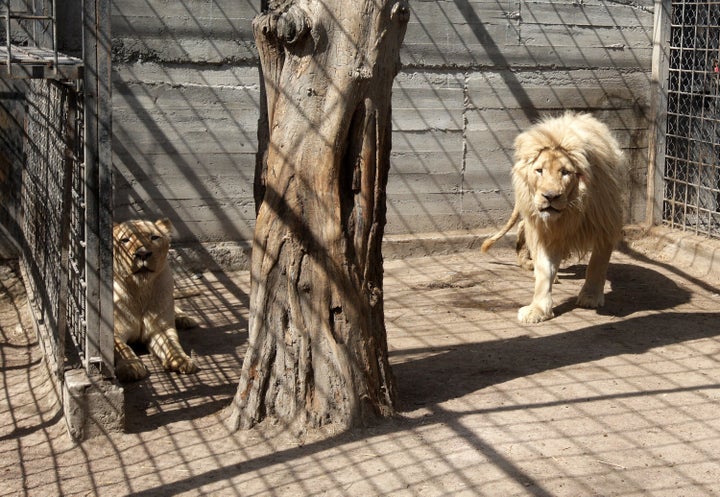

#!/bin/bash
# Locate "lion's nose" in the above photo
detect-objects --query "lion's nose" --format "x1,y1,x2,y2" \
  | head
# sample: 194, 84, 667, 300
135, 248, 153, 261
542, 191, 560, 201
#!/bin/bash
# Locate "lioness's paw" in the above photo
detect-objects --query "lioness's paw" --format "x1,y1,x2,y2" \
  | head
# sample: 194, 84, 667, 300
116, 359, 149, 382
164, 354, 199, 375
577, 290, 604, 309
175, 313, 198, 329
518, 304, 553, 324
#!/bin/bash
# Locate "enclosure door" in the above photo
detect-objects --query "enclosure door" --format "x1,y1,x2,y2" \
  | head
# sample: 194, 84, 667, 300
664, 1, 720, 237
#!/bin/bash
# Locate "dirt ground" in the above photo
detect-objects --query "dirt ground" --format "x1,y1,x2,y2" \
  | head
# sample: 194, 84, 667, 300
1, 227, 719, 496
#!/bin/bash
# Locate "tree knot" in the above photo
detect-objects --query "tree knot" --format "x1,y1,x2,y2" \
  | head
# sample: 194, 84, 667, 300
277, 5, 310, 45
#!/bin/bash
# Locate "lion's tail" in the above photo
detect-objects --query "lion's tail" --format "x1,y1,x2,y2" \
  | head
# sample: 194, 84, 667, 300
481, 207, 521, 253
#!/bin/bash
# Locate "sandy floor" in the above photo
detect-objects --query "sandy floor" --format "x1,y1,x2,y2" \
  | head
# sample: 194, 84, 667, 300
1, 227, 719, 496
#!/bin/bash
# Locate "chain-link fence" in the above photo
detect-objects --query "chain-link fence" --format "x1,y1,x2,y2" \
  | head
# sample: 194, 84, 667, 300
664, 1, 720, 237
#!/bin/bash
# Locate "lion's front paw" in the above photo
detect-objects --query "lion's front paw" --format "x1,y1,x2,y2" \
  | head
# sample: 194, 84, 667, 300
116, 359, 149, 382
164, 354, 199, 375
577, 290, 604, 308
518, 304, 553, 324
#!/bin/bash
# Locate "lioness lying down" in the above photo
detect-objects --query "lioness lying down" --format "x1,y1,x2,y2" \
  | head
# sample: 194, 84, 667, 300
113, 218, 199, 382
482, 112, 626, 324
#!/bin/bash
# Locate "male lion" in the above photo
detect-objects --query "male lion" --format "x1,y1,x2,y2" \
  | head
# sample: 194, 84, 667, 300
482, 112, 625, 324
113, 218, 199, 382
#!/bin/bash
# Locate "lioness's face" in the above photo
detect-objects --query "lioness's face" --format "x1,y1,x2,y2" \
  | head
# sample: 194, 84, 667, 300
113, 219, 172, 279
526, 149, 581, 220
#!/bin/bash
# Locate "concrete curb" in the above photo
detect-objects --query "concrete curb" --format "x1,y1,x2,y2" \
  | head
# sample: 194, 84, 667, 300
621, 224, 720, 282
63, 369, 124, 441
172, 229, 515, 273
382, 229, 514, 259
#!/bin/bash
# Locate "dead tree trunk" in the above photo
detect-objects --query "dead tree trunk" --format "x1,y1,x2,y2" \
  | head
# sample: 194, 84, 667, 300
229, 0, 409, 432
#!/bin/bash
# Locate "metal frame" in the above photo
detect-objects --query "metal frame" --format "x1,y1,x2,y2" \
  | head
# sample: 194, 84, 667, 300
82, 0, 114, 377
1, 0, 82, 79
4, 0, 58, 72
648, 0, 672, 226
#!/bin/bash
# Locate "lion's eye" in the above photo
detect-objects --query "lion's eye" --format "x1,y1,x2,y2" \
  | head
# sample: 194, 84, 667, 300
150, 235, 161, 241
120, 237, 130, 244
535, 168, 543, 176
561, 169, 570, 177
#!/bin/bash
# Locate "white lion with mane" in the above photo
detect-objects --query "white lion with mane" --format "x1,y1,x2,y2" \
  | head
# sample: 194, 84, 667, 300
482, 112, 626, 324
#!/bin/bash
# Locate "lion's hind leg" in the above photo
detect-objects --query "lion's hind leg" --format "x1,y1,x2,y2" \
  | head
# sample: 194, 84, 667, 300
147, 327, 199, 375
114, 337, 149, 382
576, 241, 613, 308
515, 220, 534, 271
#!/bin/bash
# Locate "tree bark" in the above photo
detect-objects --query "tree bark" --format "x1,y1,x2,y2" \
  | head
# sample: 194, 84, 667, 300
229, 0, 409, 432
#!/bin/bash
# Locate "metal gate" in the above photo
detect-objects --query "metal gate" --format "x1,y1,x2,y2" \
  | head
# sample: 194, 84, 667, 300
664, 1, 720, 237
2, 0, 114, 380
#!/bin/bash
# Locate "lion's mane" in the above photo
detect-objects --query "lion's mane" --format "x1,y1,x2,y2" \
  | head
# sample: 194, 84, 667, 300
511, 112, 625, 260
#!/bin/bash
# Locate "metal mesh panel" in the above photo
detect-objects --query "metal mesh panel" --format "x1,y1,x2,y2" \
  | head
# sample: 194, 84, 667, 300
664, 1, 720, 237
22, 79, 82, 375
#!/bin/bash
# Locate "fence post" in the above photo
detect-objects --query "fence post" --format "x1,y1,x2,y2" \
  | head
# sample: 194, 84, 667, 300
82, 0, 113, 377
647, 0, 671, 227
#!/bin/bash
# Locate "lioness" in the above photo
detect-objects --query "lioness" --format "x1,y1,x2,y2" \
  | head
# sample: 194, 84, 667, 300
113, 218, 199, 382
482, 112, 625, 324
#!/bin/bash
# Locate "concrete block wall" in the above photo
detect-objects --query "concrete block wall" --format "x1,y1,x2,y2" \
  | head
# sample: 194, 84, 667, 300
110, 0, 656, 269
391, 0, 654, 233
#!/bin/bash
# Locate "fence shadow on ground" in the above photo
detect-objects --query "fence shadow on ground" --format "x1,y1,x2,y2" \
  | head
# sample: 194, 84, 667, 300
111, 306, 720, 497
2, 244, 720, 496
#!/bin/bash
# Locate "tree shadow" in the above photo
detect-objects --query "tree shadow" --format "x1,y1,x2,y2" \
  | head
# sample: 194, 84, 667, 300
393, 309, 718, 410
120, 253, 700, 436
396, 259, 707, 408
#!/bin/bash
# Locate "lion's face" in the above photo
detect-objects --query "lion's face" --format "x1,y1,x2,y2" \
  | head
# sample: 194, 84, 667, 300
524, 148, 582, 221
113, 219, 172, 280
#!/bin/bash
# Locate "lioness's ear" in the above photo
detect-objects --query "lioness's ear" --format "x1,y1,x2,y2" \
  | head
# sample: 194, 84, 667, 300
155, 218, 173, 235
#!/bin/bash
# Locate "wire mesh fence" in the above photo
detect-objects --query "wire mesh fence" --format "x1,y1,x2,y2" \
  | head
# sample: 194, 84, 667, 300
664, 1, 720, 237
22, 79, 84, 378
